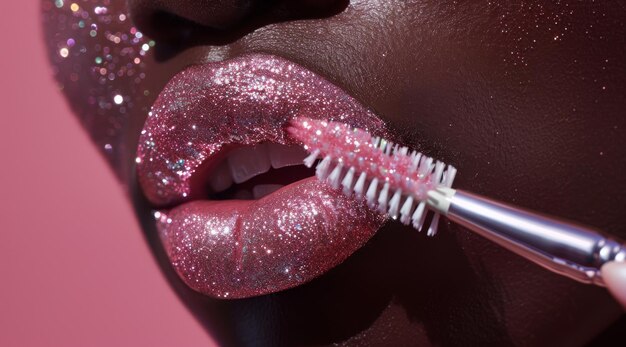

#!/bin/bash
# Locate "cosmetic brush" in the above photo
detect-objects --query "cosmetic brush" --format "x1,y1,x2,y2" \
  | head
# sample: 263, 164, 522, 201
287, 116, 626, 292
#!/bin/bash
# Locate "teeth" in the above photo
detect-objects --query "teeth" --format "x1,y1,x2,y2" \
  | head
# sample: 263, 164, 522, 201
252, 184, 284, 199
227, 144, 271, 184
207, 143, 315, 200
267, 144, 308, 169
208, 162, 233, 193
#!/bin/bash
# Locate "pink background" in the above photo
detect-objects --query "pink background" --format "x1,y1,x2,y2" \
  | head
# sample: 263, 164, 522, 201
0, 3, 214, 346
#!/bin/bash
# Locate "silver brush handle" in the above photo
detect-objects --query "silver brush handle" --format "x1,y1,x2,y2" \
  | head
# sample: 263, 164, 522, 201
427, 188, 626, 286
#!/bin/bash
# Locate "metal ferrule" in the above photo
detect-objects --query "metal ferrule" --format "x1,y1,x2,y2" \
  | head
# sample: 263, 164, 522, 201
427, 187, 626, 286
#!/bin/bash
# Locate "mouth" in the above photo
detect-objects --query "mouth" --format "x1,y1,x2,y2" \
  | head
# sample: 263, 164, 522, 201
136, 54, 389, 298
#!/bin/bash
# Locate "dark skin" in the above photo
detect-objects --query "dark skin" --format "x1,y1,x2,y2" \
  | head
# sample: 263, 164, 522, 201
43, 0, 626, 345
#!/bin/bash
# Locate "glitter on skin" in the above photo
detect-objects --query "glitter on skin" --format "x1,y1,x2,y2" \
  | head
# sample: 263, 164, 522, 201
41, 0, 152, 172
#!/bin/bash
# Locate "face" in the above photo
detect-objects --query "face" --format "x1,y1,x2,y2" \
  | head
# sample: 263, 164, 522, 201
42, 0, 626, 345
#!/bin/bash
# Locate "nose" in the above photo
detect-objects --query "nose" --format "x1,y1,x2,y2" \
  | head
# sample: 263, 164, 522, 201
128, 0, 347, 55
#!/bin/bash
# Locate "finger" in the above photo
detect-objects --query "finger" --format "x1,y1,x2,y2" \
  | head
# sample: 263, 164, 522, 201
602, 261, 626, 309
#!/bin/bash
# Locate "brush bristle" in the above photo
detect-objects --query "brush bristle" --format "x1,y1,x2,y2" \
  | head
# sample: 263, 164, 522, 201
287, 117, 456, 236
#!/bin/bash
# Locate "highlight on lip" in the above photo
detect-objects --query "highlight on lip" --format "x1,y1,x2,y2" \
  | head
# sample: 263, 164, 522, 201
136, 54, 389, 298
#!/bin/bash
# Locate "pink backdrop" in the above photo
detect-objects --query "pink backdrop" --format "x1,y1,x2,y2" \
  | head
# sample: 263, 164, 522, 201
0, 3, 214, 346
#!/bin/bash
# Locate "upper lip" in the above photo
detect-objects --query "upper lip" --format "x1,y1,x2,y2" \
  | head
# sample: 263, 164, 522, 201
136, 53, 389, 298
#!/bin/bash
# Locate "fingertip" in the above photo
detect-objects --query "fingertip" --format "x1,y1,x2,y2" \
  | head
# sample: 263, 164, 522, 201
602, 261, 626, 309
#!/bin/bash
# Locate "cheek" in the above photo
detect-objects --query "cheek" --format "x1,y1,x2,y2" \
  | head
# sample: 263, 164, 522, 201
380, 3, 626, 234
41, 0, 155, 180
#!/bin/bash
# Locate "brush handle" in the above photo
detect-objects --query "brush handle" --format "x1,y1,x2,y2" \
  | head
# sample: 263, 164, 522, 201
427, 188, 626, 286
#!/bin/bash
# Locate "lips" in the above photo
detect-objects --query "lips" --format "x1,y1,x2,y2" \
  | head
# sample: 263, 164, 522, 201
136, 54, 389, 298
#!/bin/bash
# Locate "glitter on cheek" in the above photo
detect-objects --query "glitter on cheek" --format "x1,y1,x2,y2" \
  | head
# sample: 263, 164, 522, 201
41, 0, 154, 174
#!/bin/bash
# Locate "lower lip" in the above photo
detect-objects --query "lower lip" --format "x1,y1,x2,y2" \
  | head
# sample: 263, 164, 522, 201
137, 54, 389, 298
157, 177, 385, 298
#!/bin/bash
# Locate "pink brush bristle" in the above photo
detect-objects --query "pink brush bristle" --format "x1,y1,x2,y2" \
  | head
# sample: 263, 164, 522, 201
287, 116, 457, 236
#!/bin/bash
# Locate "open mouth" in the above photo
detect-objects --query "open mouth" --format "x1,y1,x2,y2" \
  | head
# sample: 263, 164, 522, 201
204, 143, 311, 201
136, 54, 389, 298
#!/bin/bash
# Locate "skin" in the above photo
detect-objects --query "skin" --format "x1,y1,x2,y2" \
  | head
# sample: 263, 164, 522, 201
43, 0, 626, 345
603, 262, 626, 309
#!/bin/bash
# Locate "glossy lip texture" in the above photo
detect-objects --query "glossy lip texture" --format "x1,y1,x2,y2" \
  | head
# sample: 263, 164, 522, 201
136, 54, 389, 298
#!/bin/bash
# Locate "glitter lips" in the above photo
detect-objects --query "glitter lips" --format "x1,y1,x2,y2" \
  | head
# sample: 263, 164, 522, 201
136, 54, 389, 298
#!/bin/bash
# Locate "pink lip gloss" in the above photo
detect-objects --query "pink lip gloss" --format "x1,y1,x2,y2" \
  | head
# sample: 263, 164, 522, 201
137, 54, 389, 298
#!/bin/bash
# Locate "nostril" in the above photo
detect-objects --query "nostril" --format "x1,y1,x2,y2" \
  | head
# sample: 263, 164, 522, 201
127, 0, 259, 60
128, 0, 255, 39
143, 10, 197, 43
